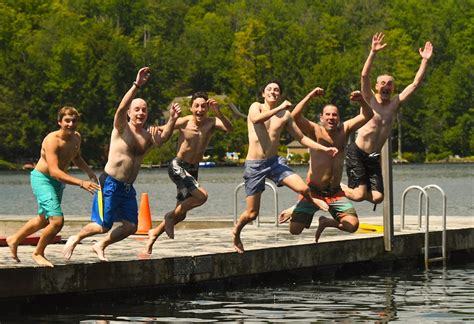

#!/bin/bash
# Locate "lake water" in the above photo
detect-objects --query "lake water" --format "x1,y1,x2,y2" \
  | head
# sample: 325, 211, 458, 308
3, 262, 473, 322
0, 163, 473, 322
0, 163, 472, 219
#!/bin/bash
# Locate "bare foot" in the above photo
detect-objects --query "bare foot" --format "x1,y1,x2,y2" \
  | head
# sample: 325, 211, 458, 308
32, 253, 54, 267
92, 243, 108, 262
278, 207, 294, 224
144, 229, 158, 255
311, 197, 329, 211
232, 229, 244, 253
63, 235, 79, 260
164, 212, 175, 239
6, 236, 20, 262
137, 251, 152, 260
315, 216, 330, 243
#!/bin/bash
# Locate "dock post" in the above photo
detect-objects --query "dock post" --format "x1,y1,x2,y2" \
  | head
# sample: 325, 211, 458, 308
381, 137, 394, 251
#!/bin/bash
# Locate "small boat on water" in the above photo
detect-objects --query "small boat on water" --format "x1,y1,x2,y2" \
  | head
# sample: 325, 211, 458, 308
199, 161, 216, 168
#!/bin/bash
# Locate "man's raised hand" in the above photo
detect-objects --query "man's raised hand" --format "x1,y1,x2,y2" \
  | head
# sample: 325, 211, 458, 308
349, 90, 363, 102
135, 67, 151, 88
169, 102, 181, 119
419, 41, 433, 60
208, 98, 220, 112
371, 32, 387, 52
309, 87, 325, 98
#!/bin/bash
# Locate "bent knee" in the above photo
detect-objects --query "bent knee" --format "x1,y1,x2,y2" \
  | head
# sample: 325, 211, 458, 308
123, 222, 137, 233
341, 215, 359, 233
371, 192, 384, 204
350, 190, 367, 201
49, 217, 64, 231
246, 210, 259, 220
199, 192, 208, 204
289, 225, 304, 235
289, 222, 305, 235
295, 187, 312, 199
194, 189, 208, 205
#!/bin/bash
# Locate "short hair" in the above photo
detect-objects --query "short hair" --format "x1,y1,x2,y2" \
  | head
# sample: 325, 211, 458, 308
191, 91, 208, 104
376, 74, 394, 83
57, 106, 80, 122
321, 104, 339, 115
260, 79, 283, 94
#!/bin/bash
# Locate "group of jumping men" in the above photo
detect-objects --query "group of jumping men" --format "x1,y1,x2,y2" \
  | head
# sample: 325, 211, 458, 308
6, 33, 433, 266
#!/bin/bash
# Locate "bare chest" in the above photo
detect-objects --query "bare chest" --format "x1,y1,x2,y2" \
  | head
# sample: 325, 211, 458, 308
315, 127, 346, 151
114, 129, 149, 156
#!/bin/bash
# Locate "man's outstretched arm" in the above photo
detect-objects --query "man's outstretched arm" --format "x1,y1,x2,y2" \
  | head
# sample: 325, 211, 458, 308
248, 100, 292, 124
361, 32, 387, 102
209, 99, 233, 133
344, 91, 374, 133
149, 103, 181, 146
114, 67, 151, 132
291, 87, 324, 136
399, 41, 433, 103
287, 116, 338, 157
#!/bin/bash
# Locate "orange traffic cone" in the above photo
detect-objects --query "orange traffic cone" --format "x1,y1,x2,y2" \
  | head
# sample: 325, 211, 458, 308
136, 192, 152, 235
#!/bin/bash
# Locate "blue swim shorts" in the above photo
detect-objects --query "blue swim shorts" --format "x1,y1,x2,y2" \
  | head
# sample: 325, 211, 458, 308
90, 172, 138, 230
30, 169, 65, 218
243, 155, 294, 196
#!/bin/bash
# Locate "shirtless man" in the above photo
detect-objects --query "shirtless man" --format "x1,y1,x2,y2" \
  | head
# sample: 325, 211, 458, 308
343, 32, 433, 204
7, 107, 99, 267
63, 67, 180, 261
144, 91, 233, 254
232, 80, 338, 253
278, 87, 373, 242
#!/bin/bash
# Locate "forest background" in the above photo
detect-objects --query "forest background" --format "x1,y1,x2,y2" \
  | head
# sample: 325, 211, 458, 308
0, 0, 472, 168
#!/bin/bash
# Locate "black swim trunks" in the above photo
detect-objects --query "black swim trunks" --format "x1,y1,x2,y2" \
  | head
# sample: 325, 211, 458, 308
345, 142, 384, 193
168, 157, 200, 202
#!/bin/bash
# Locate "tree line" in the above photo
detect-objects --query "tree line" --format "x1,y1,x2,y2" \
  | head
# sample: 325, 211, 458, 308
0, 0, 472, 167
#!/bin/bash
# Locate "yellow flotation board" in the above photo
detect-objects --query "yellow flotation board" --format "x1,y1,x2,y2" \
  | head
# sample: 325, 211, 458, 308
357, 223, 384, 233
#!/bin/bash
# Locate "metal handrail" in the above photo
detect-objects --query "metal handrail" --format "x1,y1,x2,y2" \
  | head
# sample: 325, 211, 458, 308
233, 181, 279, 227
400, 184, 447, 270
422, 185, 447, 268
401, 185, 428, 232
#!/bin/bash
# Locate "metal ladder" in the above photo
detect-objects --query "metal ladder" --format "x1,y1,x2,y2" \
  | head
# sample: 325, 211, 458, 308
233, 182, 279, 227
400, 184, 447, 270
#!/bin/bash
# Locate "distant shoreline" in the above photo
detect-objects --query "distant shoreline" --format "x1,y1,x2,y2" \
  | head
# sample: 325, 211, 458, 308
0, 159, 472, 171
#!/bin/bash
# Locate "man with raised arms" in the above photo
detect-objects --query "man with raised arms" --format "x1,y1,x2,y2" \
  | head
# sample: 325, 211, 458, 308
7, 106, 99, 267
232, 80, 338, 253
144, 91, 233, 254
278, 87, 373, 242
343, 32, 433, 204
63, 67, 181, 261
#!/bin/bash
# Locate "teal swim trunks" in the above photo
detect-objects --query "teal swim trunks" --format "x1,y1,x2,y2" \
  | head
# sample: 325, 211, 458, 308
30, 169, 65, 218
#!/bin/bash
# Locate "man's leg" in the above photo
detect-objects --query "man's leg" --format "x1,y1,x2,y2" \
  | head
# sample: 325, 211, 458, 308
6, 215, 48, 262
145, 187, 206, 254
92, 220, 137, 261
341, 183, 368, 202
279, 205, 312, 235
365, 190, 383, 204
280, 174, 329, 211
32, 216, 64, 267
232, 193, 262, 253
63, 222, 106, 260
164, 187, 208, 239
